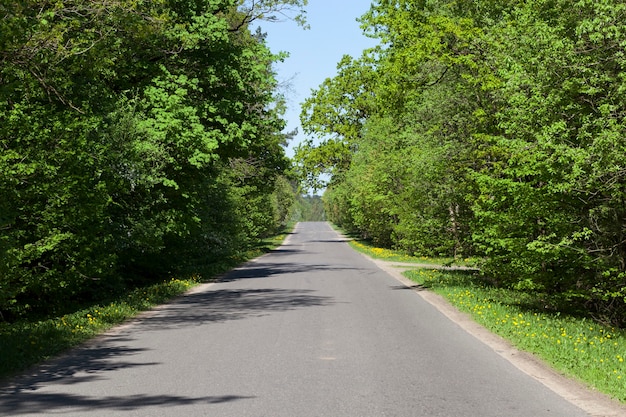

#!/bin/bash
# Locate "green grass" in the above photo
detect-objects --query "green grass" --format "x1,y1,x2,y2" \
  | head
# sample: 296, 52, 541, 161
347, 238, 475, 267
347, 237, 626, 403
0, 277, 199, 380
0, 226, 292, 381
405, 268, 626, 403
350, 240, 443, 263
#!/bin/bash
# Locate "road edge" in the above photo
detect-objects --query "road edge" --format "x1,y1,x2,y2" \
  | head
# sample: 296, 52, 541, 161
339, 235, 626, 417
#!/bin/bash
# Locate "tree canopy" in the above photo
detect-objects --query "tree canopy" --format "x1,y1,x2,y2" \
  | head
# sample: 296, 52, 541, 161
0, 0, 306, 319
296, 0, 626, 326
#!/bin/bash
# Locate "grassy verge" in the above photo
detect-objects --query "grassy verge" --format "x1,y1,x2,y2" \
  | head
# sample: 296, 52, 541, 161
0, 226, 292, 381
406, 269, 626, 402
0, 278, 198, 380
348, 239, 626, 403
341, 232, 475, 267
349, 240, 457, 265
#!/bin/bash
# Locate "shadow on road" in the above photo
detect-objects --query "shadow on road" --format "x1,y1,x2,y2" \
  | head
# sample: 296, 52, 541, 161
138, 287, 335, 330
0, 263, 338, 415
0, 231, 358, 415
2, 391, 252, 415
303, 238, 352, 243
389, 284, 428, 291
262, 247, 301, 256
0, 336, 255, 415
221, 261, 362, 281
2, 337, 153, 392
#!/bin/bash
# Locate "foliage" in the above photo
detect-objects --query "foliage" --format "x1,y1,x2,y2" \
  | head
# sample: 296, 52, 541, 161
292, 195, 325, 222
294, 54, 379, 191
0, 222, 293, 380
297, 0, 626, 326
468, 0, 626, 324
405, 267, 626, 403
0, 0, 304, 320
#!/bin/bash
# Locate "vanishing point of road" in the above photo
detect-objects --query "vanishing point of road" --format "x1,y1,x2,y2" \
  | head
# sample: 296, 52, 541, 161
1, 222, 624, 416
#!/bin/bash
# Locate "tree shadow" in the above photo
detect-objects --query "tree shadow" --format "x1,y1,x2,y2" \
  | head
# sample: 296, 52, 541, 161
2, 337, 152, 391
389, 284, 428, 291
1, 391, 253, 415
0, 231, 362, 414
0, 261, 340, 414
0, 336, 255, 415
137, 287, 335, 330
304, 238, 352, 243
221, 260, 368, 282
264, 248, 302, 255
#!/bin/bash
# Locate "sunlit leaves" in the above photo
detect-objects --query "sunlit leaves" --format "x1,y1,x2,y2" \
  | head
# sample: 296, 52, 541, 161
302, 0, 626, 324
0, 0, 301, 319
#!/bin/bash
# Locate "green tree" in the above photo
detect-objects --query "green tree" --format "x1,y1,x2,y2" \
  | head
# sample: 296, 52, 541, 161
302, 0, 626, 324
295, 54, 379, 191
309, 0, 487, 255
469, 0, 626, 324
0, 0, 305, 318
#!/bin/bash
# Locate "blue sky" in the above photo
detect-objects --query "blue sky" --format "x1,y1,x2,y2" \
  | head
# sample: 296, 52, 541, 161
261, 1, 378, 157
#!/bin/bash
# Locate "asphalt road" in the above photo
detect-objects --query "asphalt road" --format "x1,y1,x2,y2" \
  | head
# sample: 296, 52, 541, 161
0, 222, 595, 416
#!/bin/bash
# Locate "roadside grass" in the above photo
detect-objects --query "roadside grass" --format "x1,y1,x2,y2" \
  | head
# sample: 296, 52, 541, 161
347, 238, 476, 267
0, 226, 292, 381
405, 269, 626, 403
347, 237, 626, 403
350, 240, 442, 263
0, 277, 199, 380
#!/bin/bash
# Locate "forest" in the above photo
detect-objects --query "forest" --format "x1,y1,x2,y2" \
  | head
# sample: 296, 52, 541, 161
0, 0, 307, 321
3, 0, 626, 330
296, 0, 626, 326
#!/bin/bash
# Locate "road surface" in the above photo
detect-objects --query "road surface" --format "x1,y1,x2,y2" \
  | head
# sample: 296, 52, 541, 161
0, 222, 605, 416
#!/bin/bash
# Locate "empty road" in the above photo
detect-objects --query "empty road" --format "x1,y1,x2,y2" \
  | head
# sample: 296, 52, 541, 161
0, 222, 600, 416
